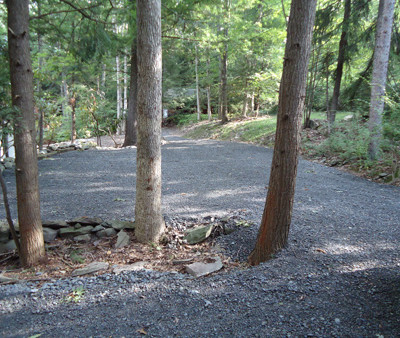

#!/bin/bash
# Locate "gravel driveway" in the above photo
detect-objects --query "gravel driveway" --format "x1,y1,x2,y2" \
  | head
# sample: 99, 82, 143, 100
1, 128, 399, 337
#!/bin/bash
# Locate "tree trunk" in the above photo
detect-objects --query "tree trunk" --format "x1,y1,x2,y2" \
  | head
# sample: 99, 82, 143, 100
220, 0, 230, 124
123, 52, 128, 134
207, 86, 212, 121
368, 0, 395, 160
123, 39, 138, 147
242, 80, 248, 117
250, 92, 255, 115
248, 0, 317, 265
6, 0, 45, 267
195, 44, 201, 121
37, 31, 44, 151
328, 0, 351, 127
116, 54, 122, 135
70, 95, 76, 143
135, 0, 164, 243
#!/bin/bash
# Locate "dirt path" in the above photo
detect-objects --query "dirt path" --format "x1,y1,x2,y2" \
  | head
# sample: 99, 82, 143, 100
1, 128, 400, 337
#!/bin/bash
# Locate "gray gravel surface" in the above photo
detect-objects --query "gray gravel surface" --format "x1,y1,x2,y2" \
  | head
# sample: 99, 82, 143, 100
1, 128, 400, 337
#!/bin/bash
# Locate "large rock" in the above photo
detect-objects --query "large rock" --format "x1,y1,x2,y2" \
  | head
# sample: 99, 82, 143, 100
185, 257, 223, 278
73, 234, 92, 242
96, 228, 117, 238
42, 220, 69, 229
107, 220, 135, 230
59, 226, 94, 238
71, 262, 109, 276
68, 217, 103, 226
115, 230, 130, 248
43, 227, 58, 243
184, 224, 214, 245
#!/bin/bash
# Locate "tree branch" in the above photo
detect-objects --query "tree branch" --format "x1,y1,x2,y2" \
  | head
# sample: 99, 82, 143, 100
58, 0, 113, 25
30, 4, 101, 20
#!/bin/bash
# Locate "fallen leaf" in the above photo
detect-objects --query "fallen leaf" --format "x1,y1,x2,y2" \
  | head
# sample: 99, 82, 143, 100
137, 328, 147, 335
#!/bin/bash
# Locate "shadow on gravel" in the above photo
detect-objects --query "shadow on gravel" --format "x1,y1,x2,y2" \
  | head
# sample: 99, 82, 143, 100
1, 267, 399, 337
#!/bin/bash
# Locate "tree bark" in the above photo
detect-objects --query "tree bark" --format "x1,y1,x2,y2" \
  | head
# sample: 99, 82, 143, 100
220, 0, 230, 124
69, 95, 76, 143
6, 0, 45, 267
37, 31, 44, 151
195, 44, 201, 121
123, 39, 138, 147
116, 54, 122, 135
328, 0, 351, 127
135, 0, 164, 243
248, 0, 317, 265
368, 0, 395, 160
123, 51, 128, 134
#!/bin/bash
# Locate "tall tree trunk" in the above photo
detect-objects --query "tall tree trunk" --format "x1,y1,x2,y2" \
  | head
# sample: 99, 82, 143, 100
123, 39, 138, 147
368, 0, 395, 160
135, 0, 164, 243
6, 0, 45, 267
328, 0, 351, 127
123, 51, 128, 134
116, 54, 122, 135
195, 44, 201, 121
220, 0, 230, 124
206, 58, 212, 121
248, 0, 317, 265
37, 31, 44, 151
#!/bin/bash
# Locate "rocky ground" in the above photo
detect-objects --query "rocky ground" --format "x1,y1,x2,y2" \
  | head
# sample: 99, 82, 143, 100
0, 128, 399, 337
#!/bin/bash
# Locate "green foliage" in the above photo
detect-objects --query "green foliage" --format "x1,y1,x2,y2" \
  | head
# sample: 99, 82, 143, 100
64, 286, 85, 303
70, 249, 85, 264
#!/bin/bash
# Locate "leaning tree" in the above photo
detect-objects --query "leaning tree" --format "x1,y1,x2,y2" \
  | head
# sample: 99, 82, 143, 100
249, 0, 317, 265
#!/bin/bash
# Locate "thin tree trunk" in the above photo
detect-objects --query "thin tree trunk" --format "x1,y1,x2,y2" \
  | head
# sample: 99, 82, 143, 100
220, 0, 230, 124
6, 0, 45, 267
37, 31, 44, 151
220, 18, 229, 124
206, 58, 212, 121
242, 79, 248, 117
69, 95, 76, 143
101, 63, 106, 98
123, 39, 138, 147
325, 59, 330, 118
116, 54, 121, 135
123, 51, 128, 133
248, 0, 317, 265
135, 0, 164, 243
195, 44, 201, 121
250, 92, 255, 115
329, 0, 351, 127
61, 72, 68, 117
207, 86, 212, 120
368, 0, 395, 160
